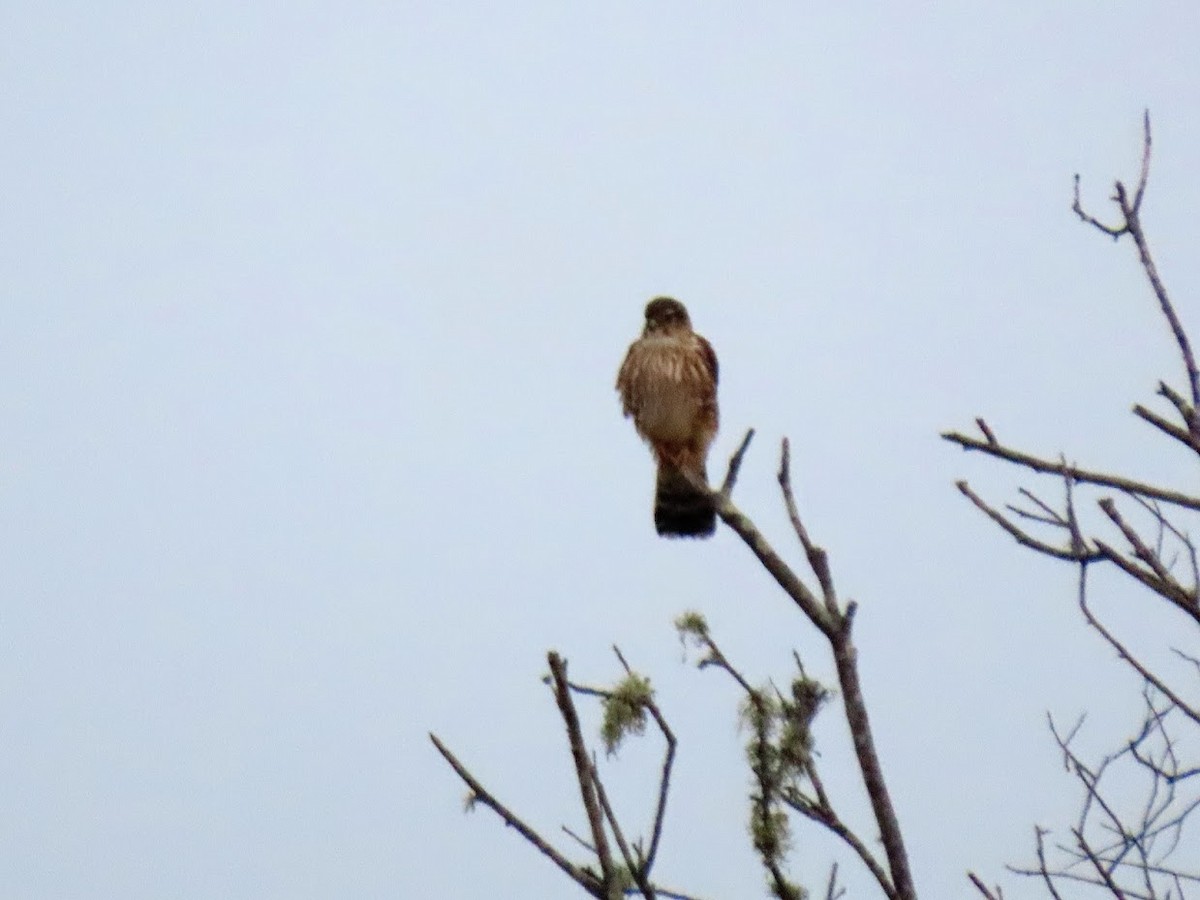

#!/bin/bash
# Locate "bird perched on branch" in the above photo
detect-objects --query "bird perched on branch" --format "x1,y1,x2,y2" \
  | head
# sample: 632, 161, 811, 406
616, 297, 719, 538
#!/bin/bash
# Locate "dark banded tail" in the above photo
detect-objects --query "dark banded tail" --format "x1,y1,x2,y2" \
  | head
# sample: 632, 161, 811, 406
654, 463, 716, 538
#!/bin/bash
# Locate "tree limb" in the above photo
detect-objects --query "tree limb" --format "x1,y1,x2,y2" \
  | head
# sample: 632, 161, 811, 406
548, 652, 620, 898
942, 424, 1200, 512
704, 434, 917, 900
429, 732, 603, 896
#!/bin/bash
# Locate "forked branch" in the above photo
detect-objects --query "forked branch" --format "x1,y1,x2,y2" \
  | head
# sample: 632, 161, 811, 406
697, 431, 917, 900
943, 419, 1200, 512
433, 649, 702, 900
956, 112, 1200, 899
1074, 112, 1200, 418
428, 733, 604, 895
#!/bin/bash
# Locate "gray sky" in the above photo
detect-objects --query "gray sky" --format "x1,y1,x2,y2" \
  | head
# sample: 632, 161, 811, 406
3, 4, 1199, 898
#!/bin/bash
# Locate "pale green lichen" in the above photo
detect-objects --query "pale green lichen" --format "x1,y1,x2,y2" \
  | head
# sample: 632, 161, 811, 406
673, 610, 710, 641
600, 673, 653, 754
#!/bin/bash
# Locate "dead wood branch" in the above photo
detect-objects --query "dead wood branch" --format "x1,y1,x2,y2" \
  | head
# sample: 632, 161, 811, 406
687, 431, 918, 900
433, 648, 698, 900
954, 113, 1200, 898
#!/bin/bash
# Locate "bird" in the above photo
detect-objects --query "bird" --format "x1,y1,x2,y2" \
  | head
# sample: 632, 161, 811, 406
616, 297, 720, 538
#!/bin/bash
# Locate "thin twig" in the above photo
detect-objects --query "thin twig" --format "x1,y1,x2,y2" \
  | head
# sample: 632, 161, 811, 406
1076, 569, 1200, 727
562, 824, 597, 854
1098, 498, 1186, 602
825, 862, 845, 900
548, 652, 618, 896
611, 644, 677, 879
1013, 486, 1069, 525
1094, 499, 1200, 620
1034, 826, 1068, 900
720, 428, 756, 495
976, 417, 998, 445
827, 617, 914, 900
430, 733, 602, 895
588, 756, 641, 888
1133, 403, 1200, 453
1075, 827, 1130, 899
955, 481, 1102, 562
1123, 199, 1200, 419
1126, 491, 1200, 592
642, 699, 676, 876
1073, 172, 1127, 238
712, 434, 917, 900
709, 452, 837, 638
1094, 537, 1196, 616
779, 437, 839, 617
968, 871, 1003, 900
1158, 381, 1195, 427
649, 889, 709, 900
1133, 109, 1152, 211
1173, 647, 1200, 677
942, 430, 1200, 511
782, 775, 894, 897
1076, 112, 1200, 419
994, 114, 1200, 900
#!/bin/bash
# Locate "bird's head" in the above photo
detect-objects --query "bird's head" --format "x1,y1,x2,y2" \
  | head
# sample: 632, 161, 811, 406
643, 296, 692, 335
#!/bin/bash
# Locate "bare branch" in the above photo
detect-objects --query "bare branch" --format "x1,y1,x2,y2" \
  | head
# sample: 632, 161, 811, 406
429, 733, 603, 896
1173, 647, 1200, 678
588, 756, 640, 888
1123, 201, 1200, 420
782, 774, 894, 898
641, 703, 676, 876
1158, 381, 1195, 427
825, 862, 846, 900
1093, 498, 1200, 621
1013, 686, 1200, 899
647, 889, 709, 900
609, 645, 678, 878
1097, 498, 1196, 612
710, 447, 837, 638
1073, 172, 1128, 238
1074, 827, 1130, 898
1133, 403, 1200, 453
779, 437, 839, 617
976, 417, 999, 445
955, 480, 1102, 562
942, 430, 1200, 511
826, 618, 914, 900
955, 112, 1200, 900
1075, 112, 1200, 417
561, 824, 597, 854
1074, 567, 1200, 727
1094, 537, 1194, 615
710, 440, 917, 900
968, 871, 1004, 900
1126, 492, 1200, 593
548, 652, 619, 897
1133, 108, 1153, 212
1013, 486, 1070, 526
719, 428, 756, 495
1034, 826, 1067, 900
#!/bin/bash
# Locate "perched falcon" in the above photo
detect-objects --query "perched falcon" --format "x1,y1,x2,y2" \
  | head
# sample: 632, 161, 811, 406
616, 297, 720, 538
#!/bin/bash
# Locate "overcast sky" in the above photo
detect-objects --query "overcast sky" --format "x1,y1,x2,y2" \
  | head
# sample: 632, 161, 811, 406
3, 4, 1199, 898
